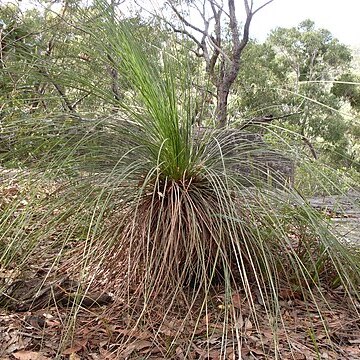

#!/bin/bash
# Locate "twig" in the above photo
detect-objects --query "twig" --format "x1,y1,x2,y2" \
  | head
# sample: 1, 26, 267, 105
239, 111, 303, 130
302, 135, 318, 160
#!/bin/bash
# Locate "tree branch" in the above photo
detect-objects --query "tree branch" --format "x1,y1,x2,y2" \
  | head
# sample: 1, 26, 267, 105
253, 0, 274, 15
169, 24, 204, 51
71, 91, 91, 110
168, 2, 208, 36
239, 112, 303, 130
302, 135, 318, 159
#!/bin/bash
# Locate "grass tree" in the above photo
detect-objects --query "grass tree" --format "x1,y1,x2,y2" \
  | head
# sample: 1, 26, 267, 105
0, 1, 359, 358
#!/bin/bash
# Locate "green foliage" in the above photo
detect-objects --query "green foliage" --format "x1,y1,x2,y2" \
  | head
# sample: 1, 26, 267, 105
233, 19, 359, 167
332, 72, 360, 110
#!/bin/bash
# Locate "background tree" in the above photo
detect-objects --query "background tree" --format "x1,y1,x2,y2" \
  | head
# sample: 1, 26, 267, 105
233, 20, 359, 165
166, 0, 273, 127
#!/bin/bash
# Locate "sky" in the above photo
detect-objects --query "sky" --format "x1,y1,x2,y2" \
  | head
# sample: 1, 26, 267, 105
249, 0, 360, 46
3, 0, 360, 47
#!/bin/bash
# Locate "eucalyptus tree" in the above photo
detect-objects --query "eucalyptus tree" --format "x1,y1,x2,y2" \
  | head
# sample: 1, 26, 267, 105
268, 20, 353, 158
0, 1, 90, 115
165, 0, 274, 127
232, 20, 359, 164
0, 5, 40, 112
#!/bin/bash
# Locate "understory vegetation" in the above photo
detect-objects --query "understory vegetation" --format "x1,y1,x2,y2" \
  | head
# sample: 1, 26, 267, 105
0, 0, 360, 359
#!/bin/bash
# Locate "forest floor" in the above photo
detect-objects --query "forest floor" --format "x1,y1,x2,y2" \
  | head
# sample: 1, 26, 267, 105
0, 285, 359, 359
0, 170, 360, 359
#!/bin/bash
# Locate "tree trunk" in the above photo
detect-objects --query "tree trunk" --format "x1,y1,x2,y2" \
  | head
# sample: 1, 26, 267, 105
216, 84, 230, 127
